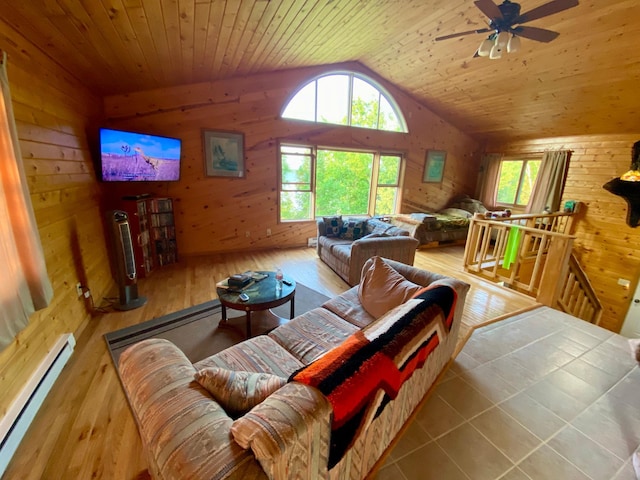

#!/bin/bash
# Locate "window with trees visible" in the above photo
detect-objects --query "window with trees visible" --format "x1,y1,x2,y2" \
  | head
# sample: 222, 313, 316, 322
280, 144, 402, 221
281, 72, 407, 133
495, 158, 541, 207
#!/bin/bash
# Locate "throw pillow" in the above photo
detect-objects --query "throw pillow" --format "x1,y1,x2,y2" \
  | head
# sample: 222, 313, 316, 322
339, 219, 367, 240
358, 256, 422, 319
194, 367, 286, 417
322, 216, 343, 237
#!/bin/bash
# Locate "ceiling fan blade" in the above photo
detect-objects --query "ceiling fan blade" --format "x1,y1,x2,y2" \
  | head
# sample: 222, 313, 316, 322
474, 0, 503, 20
435, 28, 492, 41
515, 0, 579, 24
512, 26, 560, 42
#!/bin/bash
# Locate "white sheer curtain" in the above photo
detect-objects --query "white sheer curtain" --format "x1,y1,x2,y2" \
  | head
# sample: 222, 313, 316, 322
476, 153, 503, 209
0, 51, 53, 351
526, 150, 571, 213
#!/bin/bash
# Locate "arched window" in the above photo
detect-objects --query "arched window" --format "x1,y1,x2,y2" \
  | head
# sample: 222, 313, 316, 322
282, 72, 407, 133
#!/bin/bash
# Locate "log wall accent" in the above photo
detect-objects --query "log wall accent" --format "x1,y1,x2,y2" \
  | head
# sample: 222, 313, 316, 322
488, 134, 640, 333
103, 62, 481, 256
0, 20, 112, 420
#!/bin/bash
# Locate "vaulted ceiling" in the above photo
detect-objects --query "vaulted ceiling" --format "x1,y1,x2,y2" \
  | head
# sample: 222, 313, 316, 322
1, 0, 639, 142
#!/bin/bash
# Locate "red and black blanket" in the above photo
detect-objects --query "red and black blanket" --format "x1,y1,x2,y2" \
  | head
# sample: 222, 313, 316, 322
290, 285, 457, 468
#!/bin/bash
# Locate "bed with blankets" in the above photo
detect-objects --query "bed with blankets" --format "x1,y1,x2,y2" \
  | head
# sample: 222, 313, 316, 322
389, 196, 488, 247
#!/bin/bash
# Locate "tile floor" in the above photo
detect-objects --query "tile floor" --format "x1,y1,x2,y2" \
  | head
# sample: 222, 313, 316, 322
377, 306, 640, 480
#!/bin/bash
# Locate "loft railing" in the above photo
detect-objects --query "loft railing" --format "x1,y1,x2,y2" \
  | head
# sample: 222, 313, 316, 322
481, 210, 576, 234
463, 212, 602, 324
557, 254, 603, 324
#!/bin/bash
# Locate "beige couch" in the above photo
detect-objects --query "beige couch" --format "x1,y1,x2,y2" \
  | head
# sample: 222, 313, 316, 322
317, 216, 419, 285
118, 258, 469, 480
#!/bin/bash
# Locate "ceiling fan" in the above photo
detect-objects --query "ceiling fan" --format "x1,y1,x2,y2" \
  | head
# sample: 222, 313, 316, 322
435, 0, 579, 58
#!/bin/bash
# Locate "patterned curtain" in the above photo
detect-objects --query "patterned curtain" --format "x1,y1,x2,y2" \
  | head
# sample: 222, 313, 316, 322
0, 51, 53, 351
526, 150, 571, 213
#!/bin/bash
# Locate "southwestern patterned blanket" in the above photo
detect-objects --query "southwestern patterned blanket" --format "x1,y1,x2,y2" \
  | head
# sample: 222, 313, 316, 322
291, 285, 457, 468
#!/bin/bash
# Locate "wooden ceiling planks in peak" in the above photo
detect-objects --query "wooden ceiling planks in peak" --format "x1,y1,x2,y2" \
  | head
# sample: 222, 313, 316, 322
197, 0, 226, 80
0, 0, 638, 142
220, 1, 267, 77
208, 0, 239, 76
122, 2, 166, 85
273, 1, 342, 70
306, 1, 372, 65
302, 2, 377, 62
159, 0, 185, 84
54, 1, 130, 75
231, 1, 283, 76
249, 0, 301, 72
3, 6, 107, 89
252, 0, 325, 74
237, 1, 287, 75
100, 0, 155, 79
192, 1, 212, 77
178, 0, 197, 82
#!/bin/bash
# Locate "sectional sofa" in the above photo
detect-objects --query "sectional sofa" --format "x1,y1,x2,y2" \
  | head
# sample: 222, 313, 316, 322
118, 257, 469, 479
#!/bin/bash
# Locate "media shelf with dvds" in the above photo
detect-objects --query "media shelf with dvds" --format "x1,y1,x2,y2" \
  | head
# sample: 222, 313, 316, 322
119, 196, 178, 277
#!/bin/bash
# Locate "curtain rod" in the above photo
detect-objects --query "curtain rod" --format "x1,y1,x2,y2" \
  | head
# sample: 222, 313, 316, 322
487, 148, 574, 156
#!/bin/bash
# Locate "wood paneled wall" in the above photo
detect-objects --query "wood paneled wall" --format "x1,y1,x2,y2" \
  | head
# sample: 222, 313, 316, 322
103, 62, 481, 256
0, 20, 113, 419
488, 134, 640, 333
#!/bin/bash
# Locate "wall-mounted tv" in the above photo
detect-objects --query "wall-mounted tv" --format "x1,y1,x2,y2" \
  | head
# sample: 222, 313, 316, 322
100, 128, 182, 182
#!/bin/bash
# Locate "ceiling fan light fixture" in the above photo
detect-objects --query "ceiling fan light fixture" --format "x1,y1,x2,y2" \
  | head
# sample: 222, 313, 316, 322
434, 0, 579, 59
496, 31, 511, 47
507, 34, 521, 53
478, 37, 494, 56
489, 43, 503, 59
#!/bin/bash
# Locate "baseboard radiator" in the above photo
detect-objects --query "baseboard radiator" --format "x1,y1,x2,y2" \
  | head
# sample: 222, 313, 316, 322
0, 333, 75, 477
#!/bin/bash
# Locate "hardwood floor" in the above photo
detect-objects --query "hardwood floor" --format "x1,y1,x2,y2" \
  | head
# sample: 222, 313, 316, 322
4, 246, 537, 479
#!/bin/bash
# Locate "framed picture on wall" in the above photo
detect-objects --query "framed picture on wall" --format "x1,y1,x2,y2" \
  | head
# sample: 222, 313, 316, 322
423, 150, 446, 183
203, 130, 245, 178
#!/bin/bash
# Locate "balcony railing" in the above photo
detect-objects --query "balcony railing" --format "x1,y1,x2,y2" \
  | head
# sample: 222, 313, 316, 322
462, 212, 602, 324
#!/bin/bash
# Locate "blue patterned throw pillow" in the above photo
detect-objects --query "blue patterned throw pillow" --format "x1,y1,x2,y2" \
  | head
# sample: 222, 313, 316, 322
323, 216, 343, 237
340, 219, 366, 240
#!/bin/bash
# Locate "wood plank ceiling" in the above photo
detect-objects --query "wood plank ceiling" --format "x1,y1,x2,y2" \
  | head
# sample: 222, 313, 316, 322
1, 0, 638, 142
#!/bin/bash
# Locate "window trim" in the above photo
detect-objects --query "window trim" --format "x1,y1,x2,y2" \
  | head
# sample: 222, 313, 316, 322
280, 70, 408, 133
278, 144, 316, 222
494, 155, 542, 208
278, 141, 405, 222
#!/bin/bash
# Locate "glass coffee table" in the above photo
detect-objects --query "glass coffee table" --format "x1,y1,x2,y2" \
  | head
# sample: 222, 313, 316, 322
216, 271, 296, 338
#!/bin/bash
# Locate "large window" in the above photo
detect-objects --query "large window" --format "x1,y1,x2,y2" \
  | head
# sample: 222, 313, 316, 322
280, 145, 314, 221
281, 72, 407, 133
279, 144, 402, 221
495, 158, 541, 207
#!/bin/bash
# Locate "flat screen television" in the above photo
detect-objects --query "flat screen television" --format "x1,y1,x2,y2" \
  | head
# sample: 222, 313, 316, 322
100, 128, 182, 182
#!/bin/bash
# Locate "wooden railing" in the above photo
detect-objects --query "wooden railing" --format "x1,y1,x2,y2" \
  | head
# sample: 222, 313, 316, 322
481, 210, 577, 234
462, 212, 602, 324
557, 254, 603, 325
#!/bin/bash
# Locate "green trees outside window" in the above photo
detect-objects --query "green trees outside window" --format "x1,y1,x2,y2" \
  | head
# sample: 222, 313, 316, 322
496, 159, 541, 207
282, 72, 407, 133
316, 150, 373, 216
279, 70, 406, 221
279, 145, 402, 222
280, 145, 313, 221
